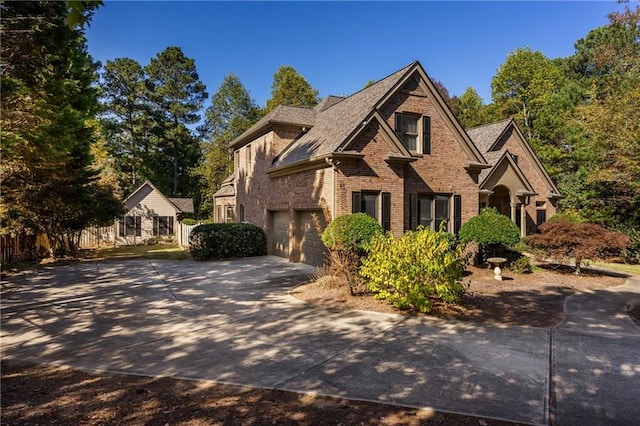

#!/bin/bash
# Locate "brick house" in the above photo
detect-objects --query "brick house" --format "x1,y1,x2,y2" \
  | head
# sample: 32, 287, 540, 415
214, 61, 560, 265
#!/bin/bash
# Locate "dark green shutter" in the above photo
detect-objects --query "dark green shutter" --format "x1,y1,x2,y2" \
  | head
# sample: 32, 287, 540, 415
153, 217, 158, 236
410, 194, 418, 231
168, 217, 174, 235
454, 195, 462, 234
394, 112, 402, 138
382, 192, 391, 231
422, 116, 431, 154
119, 217, 125, 237
352, 192, 361, 213
135, 216, 142, 237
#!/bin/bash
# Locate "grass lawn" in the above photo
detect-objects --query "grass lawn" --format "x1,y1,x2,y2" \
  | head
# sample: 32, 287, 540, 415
85, 244, 188, 261
589, 261, 640, 276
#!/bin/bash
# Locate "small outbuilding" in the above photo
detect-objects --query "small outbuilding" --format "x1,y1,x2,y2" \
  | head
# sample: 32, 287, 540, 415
117, 181, 194, 245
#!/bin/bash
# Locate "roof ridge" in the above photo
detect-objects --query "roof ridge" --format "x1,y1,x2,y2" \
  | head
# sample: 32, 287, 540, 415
319, 61, 417, 113
466, 117, 512, 131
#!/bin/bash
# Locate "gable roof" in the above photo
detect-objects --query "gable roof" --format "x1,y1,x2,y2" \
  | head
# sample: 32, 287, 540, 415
270, 61, 488, 171
467, 119, 561, 198
124, 181, 194, 214
229, 105, 316, 149
213, 174, 235, 198
478, 150, 536, 195
466, 118, 512, 153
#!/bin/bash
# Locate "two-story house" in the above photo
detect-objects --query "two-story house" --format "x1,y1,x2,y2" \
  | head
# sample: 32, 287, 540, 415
214, 61, 560, 266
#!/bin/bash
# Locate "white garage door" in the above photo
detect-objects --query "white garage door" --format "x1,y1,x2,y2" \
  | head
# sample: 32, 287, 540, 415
269, 211, 289, 259
295, 210, 326, 267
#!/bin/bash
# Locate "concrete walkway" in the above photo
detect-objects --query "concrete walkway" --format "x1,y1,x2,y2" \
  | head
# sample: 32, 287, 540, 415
1, 257, 638, 425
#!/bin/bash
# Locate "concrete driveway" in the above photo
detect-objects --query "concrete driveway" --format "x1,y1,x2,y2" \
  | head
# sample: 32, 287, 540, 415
2, 257, 638, 425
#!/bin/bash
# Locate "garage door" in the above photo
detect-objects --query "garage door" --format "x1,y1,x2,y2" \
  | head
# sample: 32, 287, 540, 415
295, 210, 326, 266
269, 211, 289, 259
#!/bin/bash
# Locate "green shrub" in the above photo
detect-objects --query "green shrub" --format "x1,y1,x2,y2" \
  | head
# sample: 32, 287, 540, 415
459, 207, 521, 260
181, 218, 198, 226
360, 227, 466, 313
509, 255, 532, 274
189, 223, 267, 260
321, 213, 383, 253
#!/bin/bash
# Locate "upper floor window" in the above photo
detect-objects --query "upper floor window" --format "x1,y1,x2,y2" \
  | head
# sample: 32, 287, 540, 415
246, 145, 252, 176
394, 113, 431, 154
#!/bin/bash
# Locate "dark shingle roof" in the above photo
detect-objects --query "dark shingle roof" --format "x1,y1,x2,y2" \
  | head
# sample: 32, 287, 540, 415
229, 105, 316, 148
168, 198, 194, 213
273, 63, 415, 168
466, 118, 512, 153
212, 175, 235, 198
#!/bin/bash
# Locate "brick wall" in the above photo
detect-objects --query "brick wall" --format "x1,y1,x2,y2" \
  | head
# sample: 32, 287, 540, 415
495, 128, 558, 232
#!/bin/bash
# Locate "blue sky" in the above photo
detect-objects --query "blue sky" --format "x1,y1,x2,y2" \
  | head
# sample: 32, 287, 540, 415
86, 1, 627, 109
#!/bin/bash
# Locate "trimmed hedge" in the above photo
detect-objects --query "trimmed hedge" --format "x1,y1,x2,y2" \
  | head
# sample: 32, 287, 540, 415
189, 223, 267, 260
459, 207, 521, 248
321, 213, 383, 253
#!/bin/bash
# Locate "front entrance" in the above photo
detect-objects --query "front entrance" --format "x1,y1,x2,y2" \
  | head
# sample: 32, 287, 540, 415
489, 186, 511, 217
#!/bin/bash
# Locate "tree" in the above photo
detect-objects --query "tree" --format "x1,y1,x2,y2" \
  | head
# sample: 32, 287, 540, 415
144, 46, 208, 197
457, 87, 489, 128
432, 79, 460, 116
1, 0, 122, 256
264, 65, 318, 113
527, 218, 630, 274
99, 57, 150, 195
491, 48, 563, 139
196, 73, 261, 214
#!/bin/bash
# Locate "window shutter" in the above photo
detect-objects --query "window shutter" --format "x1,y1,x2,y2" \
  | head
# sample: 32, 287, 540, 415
394, 112, 402, 138
410, 194, 418, 231
422, 116, 431, 154
135, 216, 142, 237
169, 217, 174, 235
382, 192, 391, 232
454, 195, 462, 234
352, 192, 361, 214
119, 217, 125, 237
153, 217, 158, 236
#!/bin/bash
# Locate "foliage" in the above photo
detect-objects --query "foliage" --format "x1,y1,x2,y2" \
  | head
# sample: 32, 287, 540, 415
264, 65, 318, 113
458, 208, 521, 259
321, 213, 383, 253
509, 255, 533, 274
491, 47, 563, 140
189, 223, 267, 260
360, 228, 466, 313
144, 46, 208, 198
527, 218, 630, 274
457, 87, 490, 128
1, 0, 123, 257
180, 218, 198, 226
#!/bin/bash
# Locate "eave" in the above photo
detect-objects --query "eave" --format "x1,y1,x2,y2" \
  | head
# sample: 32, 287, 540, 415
464, 161, 492, 172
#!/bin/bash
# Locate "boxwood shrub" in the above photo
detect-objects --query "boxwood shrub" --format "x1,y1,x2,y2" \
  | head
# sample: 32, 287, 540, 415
321, 213, 383, 253
459, 207, 521, 261
189, 223, 267, 260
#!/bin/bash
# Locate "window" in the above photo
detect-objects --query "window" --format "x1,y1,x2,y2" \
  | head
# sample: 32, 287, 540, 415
119, 216, 141, 237
234, 151, 240, 179
226, 206, 235, 223
410, 194, 458, 232
216, 205, 223, 223
536, 201, 547, 228
352, 191, 391, 231
153, 216, 174, 236
246, 145, 252, 176
394, 113, 431, 154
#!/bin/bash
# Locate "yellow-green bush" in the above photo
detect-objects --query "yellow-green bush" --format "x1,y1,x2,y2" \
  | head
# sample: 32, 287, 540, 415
360, 227, 466, 313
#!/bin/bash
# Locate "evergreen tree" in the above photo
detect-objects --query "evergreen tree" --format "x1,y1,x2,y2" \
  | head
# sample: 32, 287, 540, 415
1, 0, 122, 256
144, 46, 207, 197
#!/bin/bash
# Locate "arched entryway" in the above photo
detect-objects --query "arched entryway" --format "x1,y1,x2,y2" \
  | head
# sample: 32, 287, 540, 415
489, 185, 511, 217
